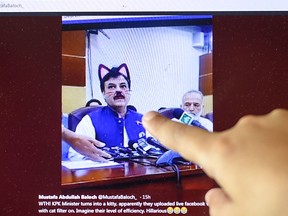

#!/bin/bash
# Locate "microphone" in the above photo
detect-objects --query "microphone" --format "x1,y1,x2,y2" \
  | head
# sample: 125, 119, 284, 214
128, 140, 147, 155
137, 132, 151, 152
146, 137, 168, 152
138, 137, 153, 152
116, 146, 133, 154
173, 108, 208, 130
173, 108, 195, 124
138, 137, 163, 155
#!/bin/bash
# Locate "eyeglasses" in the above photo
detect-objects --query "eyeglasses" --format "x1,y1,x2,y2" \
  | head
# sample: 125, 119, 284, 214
184, 103, 201, 108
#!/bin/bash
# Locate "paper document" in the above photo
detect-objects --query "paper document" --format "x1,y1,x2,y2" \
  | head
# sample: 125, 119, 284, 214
62, 160, 121, 170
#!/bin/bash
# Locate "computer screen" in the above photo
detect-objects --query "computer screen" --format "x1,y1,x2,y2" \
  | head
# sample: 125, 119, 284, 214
2, 10, 288, 216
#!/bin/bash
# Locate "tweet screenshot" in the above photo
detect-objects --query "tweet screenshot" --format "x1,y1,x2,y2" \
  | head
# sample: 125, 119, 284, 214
58, 15, 214, 215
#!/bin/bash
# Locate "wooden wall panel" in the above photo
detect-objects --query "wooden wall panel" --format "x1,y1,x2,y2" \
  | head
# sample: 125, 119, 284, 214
62, 31, 85, 56
62, 56, 85, 86
199, 53, 213, 95
62, 30, 86, 86
199, 75, 213, 95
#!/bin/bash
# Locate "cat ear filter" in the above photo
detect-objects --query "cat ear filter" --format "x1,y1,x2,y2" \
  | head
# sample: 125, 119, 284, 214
98, 63, 131, 91
98, 64, 111, 82
117, 63, 130, 83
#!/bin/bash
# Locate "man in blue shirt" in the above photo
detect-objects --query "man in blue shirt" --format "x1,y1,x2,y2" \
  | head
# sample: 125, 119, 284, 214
68, 63, 145, 161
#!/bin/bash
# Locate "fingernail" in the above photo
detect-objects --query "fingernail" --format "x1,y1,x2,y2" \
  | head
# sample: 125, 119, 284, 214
143, 111, 158, 122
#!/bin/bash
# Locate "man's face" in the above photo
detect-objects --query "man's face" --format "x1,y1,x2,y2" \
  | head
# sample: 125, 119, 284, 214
103, 75, 130, 108
181, 92, 203, 117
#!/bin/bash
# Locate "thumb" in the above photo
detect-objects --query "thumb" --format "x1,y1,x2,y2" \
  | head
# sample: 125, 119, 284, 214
205, 188, 232, 216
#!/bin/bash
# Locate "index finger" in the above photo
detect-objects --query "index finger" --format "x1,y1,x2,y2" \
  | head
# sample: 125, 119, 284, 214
143, 111, 216, 171
88, 138, 105, 148
91, 145, 112, 159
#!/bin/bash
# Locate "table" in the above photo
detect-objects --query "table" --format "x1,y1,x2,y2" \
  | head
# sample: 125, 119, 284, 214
62, 158, 215, 189
61, 158, 216, 215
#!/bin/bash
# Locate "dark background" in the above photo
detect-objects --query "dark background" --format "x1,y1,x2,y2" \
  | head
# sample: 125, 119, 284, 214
1, 15, 288, 215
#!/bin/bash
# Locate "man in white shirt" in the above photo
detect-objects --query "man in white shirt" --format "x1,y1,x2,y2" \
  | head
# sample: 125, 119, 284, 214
181, 90, 213, 132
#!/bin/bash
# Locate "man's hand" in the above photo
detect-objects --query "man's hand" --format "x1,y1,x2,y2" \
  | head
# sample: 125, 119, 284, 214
62, 127, 111, 162
143, 109, 288, 216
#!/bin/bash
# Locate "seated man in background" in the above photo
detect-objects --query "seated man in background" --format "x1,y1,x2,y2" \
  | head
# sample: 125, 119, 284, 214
85, 98, 102, 107
181, 90, 213, 132
68, 63, 146, 161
